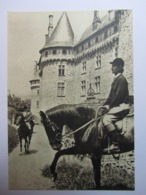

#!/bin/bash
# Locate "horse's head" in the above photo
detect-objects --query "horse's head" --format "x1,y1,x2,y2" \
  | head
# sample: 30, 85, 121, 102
40, 111, 62, 151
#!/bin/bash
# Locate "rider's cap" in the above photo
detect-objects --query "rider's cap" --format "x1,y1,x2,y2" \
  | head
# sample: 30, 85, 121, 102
110, 58, 124, 67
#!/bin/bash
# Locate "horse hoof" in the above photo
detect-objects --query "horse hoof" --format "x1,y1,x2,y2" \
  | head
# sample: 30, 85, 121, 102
51, 172, 57, 182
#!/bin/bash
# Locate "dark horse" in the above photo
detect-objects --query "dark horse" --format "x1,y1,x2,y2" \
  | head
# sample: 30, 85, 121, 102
15, 113, 33, 154
40, 104, 134, 189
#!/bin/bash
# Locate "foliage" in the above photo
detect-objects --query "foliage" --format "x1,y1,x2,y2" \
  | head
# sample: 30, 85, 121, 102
8, 124, 19, 153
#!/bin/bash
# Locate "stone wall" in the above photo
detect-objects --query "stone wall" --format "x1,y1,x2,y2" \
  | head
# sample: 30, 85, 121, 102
118, 10, 133, 96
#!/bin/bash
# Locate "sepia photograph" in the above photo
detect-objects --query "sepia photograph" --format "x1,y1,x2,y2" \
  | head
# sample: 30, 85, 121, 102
7, 9, 135, 190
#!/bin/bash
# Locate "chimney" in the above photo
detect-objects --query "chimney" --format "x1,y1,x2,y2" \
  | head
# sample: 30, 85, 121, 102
45, 34, 48, 44
48, 15, 53, 39
108, 10, 111, 21
94, 11, 98, 20
92, 11, 101, 31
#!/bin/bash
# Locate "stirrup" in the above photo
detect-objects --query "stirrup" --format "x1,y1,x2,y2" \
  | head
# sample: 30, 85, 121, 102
103, 144, 120, 153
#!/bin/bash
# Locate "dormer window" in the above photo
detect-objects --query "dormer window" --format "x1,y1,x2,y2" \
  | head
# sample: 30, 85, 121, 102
104, 31, 108, 39
82, 45, 84, 51
114, 25, 118, 33
95, 37, 98, 43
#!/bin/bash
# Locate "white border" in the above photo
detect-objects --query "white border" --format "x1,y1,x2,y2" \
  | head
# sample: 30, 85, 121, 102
1, 0, 146, 194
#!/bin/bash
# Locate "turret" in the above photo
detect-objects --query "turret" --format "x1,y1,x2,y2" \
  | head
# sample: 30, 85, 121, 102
30, 61, 40, 115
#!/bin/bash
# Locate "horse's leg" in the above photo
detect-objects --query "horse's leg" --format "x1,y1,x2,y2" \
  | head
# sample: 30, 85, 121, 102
20, 137, 22, 154
91, 151, 102, 189
24, 138, 28, 153
27, 135, 31, 152
50, 146, 87, 181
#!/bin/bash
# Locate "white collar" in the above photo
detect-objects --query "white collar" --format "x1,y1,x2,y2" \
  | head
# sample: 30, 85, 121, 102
114, 73, 122, 79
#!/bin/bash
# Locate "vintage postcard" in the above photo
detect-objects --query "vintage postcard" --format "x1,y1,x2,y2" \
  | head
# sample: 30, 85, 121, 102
8, 10, 134, 190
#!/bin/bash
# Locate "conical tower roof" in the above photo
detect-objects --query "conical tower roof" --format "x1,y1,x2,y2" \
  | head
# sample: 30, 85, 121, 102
43, 12, 74, 49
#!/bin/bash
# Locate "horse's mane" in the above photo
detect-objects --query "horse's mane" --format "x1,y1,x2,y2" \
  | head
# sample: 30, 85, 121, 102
45, 104, 96, 127
46, 104, 76, 115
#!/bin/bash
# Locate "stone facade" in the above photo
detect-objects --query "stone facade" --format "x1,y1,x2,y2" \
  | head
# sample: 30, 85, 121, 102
30, 10, 133, 115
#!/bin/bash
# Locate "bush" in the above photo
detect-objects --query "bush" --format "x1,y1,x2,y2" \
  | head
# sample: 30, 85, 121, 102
8, 124, 19, 153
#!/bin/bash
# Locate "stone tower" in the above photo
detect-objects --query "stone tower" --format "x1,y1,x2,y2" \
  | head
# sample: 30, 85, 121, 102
37, 12, 75, 112
30, 62, 40, 115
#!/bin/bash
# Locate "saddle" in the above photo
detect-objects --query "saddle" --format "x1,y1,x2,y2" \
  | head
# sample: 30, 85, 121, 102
114, 104, 134, 135
82, 104, 134, 142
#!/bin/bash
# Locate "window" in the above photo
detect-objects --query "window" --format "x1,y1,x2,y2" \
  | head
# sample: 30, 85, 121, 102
104, 31, 108, 39
95, 55, 101, 69
114, 25, 118, 33
36, 101, 39, 108
37, 89, 39, 95
57, 82, 65, 97
81, 80, 86, 96
58, 65, 65, 76
62, 49, 67, 55
81, 45, 84, 51
115, 47, 118, 57
95, 76, 100, 93
95, 36, 98, 43
48, 50, 51, 55
45, 51, 48, 57
52, 50, 57, 54
82, 61, 86, 74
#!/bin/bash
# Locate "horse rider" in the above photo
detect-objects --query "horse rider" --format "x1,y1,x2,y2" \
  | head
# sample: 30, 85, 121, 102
98, 58, 131, 152
21, 105, 34, 132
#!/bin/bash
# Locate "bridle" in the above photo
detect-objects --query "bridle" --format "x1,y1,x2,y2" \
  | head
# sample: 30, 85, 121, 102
45, 115, 62, 141
45, 114, 100, 142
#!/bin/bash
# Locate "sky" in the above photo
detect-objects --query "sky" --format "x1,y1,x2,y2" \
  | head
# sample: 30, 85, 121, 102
8, 10, 107, 99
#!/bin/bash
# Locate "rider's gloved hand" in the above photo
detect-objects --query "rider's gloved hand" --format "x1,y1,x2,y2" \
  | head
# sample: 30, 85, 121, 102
96, 105, 109, 117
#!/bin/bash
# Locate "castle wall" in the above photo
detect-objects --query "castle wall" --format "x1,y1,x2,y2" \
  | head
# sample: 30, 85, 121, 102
30, 87, 40, 115
118, 11, 133, 96
39, 58, 76, 111
31, 10, 133, 112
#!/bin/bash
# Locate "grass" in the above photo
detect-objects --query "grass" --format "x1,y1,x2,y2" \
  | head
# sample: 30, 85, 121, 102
41, 156, 134, 190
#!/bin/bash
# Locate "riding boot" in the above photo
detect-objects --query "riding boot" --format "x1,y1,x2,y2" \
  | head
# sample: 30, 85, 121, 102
104, 124, 120, 153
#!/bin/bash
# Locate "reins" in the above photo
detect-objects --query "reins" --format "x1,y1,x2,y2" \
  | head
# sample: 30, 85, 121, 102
60, 117, 100, 141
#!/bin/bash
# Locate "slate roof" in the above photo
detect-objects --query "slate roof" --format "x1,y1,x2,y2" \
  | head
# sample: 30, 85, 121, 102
76, 13, 114, 46
42, 12, 74, 49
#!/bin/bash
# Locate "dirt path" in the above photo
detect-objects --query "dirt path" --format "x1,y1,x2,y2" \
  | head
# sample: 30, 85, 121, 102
8, 124, 57, 190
